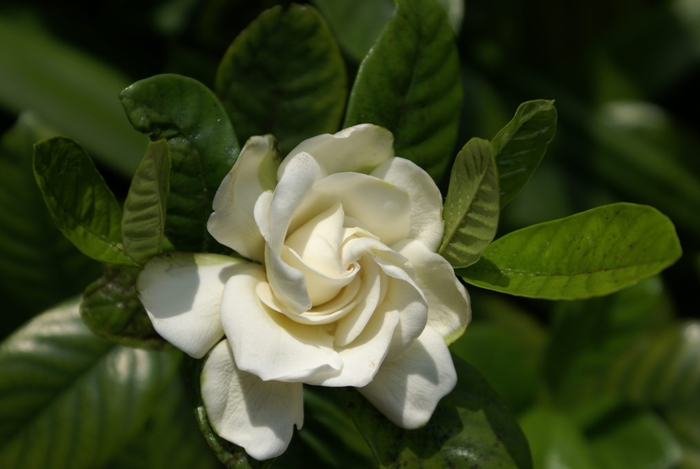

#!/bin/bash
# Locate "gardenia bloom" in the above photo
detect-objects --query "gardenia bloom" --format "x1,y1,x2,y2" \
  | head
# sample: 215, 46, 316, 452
137, 124, 470, 460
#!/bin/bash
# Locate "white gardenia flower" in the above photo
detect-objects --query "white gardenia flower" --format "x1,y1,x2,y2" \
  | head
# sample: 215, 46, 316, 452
137, 124, 471, 461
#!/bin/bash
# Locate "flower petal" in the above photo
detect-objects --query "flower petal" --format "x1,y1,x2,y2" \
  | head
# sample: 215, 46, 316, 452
137, 253, 245, 358
371, 157, 444, 251
280, 124, 394, 176
381, 276, 428, 363
201, 340, 303, 460
221, 263, 342, 382
208, 135, 281, 262
394, 239, 471, 344
358, 327, 457, 429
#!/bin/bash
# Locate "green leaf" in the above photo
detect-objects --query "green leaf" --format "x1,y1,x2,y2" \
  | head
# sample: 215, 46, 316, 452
0, 299, 181, 469
439, 138, 500, 268
216, 4, 347, 156
450, 294, 547, 414
33, 137, 138, 266
104, 377, 220, 469
491, 100, 557, 208
122, 140, 171, 265
344, 0, 463, 181
183, 356, 272, 469
311, 0, 394, 63
519, 408, 597, 469
666, 402, 700, 469
119, 74, 239, 253
80, 264, 170, 350
588, 411, 682, 469
0, 114, 101, 333
343, 355, 533, 469
0, 15, 148, 177
458, 203, 682, 300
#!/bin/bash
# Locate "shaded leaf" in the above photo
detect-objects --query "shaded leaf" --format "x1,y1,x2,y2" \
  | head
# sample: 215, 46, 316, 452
459, 203, 682, 299
0, 114, 101, 333
344, 0, 463, 181
216, 4, 347, 155
120, 74, 239, 253
122, 139, 171, 265
343, 355, 533, 469
80, 264, 170, 350
519, 408, 597, 469
491, 100, 557, 208
0, 15, 148, 176
33, 137, 137, 266
0, 299, 181, 469
439, 138, 500, 268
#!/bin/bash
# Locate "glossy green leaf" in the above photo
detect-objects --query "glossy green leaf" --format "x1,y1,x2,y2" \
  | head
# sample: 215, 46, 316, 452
439, 138, 500, 268
0, 114, 101, 333
458, 203, 682, 299
0, 299, 181, 469
183, 356, 272, 469
0, 15, 148, 176
519, 408, 597, 469
435, 0, 465, 33
120, 74, 239, 253
311, 0, 394, 63
491, 100, 557, 208
216, 4, 347, 155
588, 411, 682, 469
450, 294, 546, 414
343, 356, 533, 469
344, 0, 463, 181
104, 377, 220, 469
122, 140, 171, 265
80, 265, 170, 349
33, 137, 137, 266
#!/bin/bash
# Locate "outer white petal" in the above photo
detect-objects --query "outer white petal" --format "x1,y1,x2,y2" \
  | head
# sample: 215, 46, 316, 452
394, 239, 471, 344
280, 124, 394, 176
220, 263, 342, 382
208, 135, 280, 262
201, 340, 303, 460
371, 157, 444, 251
358, 327, 457, 429
381, 276, 429, 363
137, 253, 245, 358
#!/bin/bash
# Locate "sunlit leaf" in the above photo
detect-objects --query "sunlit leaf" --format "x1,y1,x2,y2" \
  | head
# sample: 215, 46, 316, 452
120, 74, 239, 253
344, 0, 462, 181
33, 137, 137, 266
491, 100, 557, 208
122, 140, 171, 265
343, 356, 533, 469
0, 300, 181, 469
439, 138, 500, 268
216, 4, 347, 155
459, 203, 682, 299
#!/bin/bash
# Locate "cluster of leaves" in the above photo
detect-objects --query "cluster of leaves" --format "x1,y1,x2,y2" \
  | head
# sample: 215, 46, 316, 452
0, 0, 697, 468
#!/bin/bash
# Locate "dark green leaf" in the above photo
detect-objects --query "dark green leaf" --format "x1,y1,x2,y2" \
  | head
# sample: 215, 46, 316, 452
450, 294, 546, 414
33, 137, 137, 266
343, 355, 533, 469
119, 74, 239, 253
519, 408, 597, 469
216, 5, 347, 155
0, 114, 101, 332
183, 356, 272, 469
0, 15, 148, 176
344, 0, 463, 181
122, 140, 171, 265
459, 203, 682, 300
311, 0, 395, 63
0, 299, 181, 469
588, 411, 682, 469
491, 100, 557, 208
439, 138, 500, 268
104, 377, 220, 469
80, 264, 170, 350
